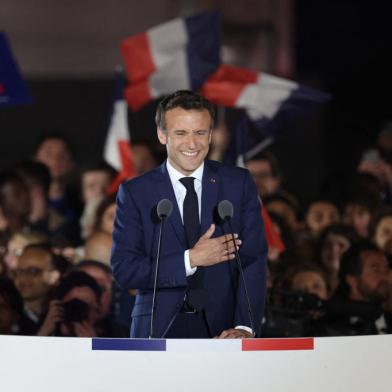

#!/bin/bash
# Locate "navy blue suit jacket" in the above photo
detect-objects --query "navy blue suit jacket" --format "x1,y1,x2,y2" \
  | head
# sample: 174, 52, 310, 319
111, 160, 268, 338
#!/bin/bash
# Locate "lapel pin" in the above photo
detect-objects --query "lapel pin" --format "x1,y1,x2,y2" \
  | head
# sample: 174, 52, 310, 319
210, 177, 216, 183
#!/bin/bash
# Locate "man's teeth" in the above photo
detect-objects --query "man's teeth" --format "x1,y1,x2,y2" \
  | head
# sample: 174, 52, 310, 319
182, 151, 197, 156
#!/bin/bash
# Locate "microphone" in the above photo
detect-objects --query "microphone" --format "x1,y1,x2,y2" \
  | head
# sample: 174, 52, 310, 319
157, 198, 173, 219
217, 200, 256, 337
217, 199, 233, 221
150, 199, 173, 338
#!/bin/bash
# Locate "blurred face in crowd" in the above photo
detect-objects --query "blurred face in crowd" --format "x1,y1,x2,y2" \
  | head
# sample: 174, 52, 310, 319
306, 201, 340, 236
266, 200, 298, 231
35, 138, 74, 180
374, 216, 392, 252
82, 170, 112, 202
246, 159, 280, 197
99, 203, 116, 235
13, 248, 58, 302
157, 107, 212, 176
321, 233, 351, 272
0, 206, 7, 231
79, 265, 112, 319
348, 250, 389, 302
0, 294, 18, 334
343, 203, 371, 238
59, 286, 100, 336
132, 145, 157, 176
3, 235, 25, 271
291, 270, 328, 300
4, 232, 48, 272
84, 232, 112, 266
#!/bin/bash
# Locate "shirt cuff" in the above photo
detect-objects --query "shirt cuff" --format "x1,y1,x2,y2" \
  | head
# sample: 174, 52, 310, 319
235, 325, 254, 336
184, 250, 197, 277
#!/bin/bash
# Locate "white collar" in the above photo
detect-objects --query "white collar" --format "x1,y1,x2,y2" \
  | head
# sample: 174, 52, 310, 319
166, 159, 204, 185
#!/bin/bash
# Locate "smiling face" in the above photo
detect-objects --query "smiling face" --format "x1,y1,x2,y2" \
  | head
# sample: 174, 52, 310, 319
157, 107, 212, 176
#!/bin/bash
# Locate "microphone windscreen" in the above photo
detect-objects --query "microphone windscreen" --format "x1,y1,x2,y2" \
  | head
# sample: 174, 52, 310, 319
157, 199, 173, 218
218, 200, 234, 221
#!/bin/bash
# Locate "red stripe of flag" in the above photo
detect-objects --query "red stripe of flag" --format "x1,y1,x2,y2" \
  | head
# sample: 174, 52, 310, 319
262, 207, 285, 253
124, 80, 152, 112
200, 64, 259, 107
121, 33, 155, 83
242, 338, 314, 351
107, 140, 134, 195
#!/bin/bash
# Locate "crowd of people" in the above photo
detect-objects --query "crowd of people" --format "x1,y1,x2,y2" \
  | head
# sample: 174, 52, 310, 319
0, 119, 391, 338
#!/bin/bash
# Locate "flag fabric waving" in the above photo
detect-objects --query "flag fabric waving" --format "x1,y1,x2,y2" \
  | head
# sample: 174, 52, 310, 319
201, 64, 330, 138
0, 32, 32, 107
121, 11, 221, 111
104, 69, 134, 193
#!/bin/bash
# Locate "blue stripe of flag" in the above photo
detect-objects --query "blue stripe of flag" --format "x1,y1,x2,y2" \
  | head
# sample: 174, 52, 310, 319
0, 32, 32, 107
92, 338, 166, 351
186, 11, 221, 90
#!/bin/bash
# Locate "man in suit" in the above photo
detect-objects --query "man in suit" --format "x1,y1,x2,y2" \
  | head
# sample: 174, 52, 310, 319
111, 90, 267, 338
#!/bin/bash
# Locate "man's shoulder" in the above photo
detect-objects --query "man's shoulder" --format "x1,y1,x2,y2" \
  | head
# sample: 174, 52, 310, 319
122, 165, 164, 190
206, 160, 250, 181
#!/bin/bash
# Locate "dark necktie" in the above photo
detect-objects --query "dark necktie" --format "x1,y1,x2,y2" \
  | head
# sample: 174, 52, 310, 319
179, 177, 206, 310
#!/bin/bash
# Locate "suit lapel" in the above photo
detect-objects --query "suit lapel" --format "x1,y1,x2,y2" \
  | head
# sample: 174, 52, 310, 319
201, 162, 219, 235
158, 162, 187, 247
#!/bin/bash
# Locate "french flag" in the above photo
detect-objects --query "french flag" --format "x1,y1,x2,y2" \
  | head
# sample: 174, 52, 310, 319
104, 69, 135, 193
121, 11, 221, 111
201, 64, 330, 138
0, 31, 32, 107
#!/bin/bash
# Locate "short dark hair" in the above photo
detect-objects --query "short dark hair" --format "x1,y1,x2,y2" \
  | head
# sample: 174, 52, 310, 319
54, 271, 102, 302
318, 224, 359, 252
155, 90, 215, 130
0, 170, 31, 232
34, 132, 75, 159
77, 259, 112, 276
335, 241, 380, 299
80, 161, 117, 180
14, 161, 52, 196
246, 151, 282, 179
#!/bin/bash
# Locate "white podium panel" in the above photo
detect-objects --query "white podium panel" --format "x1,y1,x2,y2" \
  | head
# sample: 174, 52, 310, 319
0, 335, 391, 392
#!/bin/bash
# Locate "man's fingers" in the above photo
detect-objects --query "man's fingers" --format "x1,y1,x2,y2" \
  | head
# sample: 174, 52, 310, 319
225, 240, 241, 252
220, 253, 236, 262
217, 330, 231, 339
218, 233, 239, 243
218, 329, 248, 339
200, 224, 215, 240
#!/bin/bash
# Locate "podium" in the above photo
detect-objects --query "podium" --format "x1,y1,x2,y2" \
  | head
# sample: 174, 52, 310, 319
0, 335, 391, 391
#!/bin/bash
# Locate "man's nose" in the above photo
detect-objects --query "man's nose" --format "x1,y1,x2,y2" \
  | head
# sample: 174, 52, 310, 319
186, 134, 197, 149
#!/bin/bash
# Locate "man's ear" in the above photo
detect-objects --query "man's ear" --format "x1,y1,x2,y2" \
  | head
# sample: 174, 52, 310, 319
47, 270, 60, 286
157, 128, 167, 145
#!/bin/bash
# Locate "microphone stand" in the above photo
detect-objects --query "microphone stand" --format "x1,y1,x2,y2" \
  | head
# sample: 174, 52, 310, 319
227, 219, 256, 337
149, 215, 166, 339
